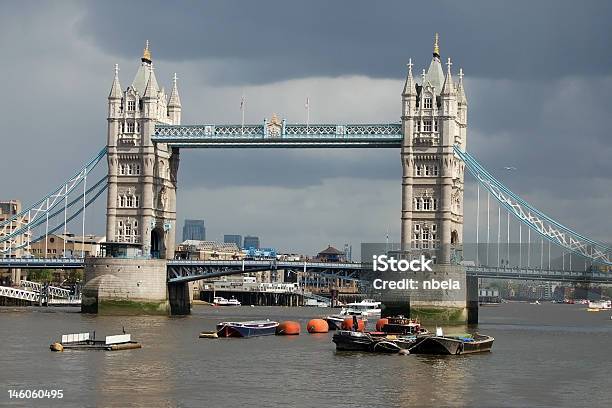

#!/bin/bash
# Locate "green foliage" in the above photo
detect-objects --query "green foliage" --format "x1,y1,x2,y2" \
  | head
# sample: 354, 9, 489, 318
27, 269, 54, 283
66, 269, 84, 284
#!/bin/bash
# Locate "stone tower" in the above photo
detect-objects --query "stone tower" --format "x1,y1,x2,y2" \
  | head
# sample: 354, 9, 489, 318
106, 42, 182, 259
400, 34, 467, 264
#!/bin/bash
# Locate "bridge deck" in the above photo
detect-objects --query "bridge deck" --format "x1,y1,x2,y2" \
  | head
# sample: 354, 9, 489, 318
1, 258, 609, 283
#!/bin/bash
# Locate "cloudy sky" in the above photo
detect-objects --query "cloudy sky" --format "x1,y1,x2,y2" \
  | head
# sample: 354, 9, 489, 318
1, 1, 611, 257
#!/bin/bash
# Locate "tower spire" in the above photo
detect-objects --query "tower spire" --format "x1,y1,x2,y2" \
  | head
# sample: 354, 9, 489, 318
433, 33, 440, 58
142, 40, 152, 63
402, 58, 416, 96
441, 57, 455, 96
108, 63, 122, 99
168, 72, 181, 107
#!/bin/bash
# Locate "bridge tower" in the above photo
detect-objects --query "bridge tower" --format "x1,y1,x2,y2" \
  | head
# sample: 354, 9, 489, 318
395, 35, 474, 323
82, 44, 188, 315
106, 42, 181, 260
400, 33, 467, 263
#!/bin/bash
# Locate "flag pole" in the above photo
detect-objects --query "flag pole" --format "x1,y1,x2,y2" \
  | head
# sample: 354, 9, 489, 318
305, 97, 310, 135
240, 94, 245, 135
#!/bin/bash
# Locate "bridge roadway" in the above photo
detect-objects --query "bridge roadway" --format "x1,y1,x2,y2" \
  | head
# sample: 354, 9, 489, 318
1, 258, 610, 284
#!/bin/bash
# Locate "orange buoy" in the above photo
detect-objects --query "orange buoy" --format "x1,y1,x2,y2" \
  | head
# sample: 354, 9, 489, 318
276, 321, 301, 335
375, 318, 389, 331
341, 317, 365, 332
307, 319, 329, 333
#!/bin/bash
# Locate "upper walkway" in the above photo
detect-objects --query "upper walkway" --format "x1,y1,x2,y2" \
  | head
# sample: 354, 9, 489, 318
152, 123, 403, 148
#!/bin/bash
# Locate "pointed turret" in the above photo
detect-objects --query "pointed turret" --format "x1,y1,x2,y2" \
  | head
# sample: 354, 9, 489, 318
441, 57, 455, 96
143, 64, 156, 99
168, 73, 181, 107
456, 68, 467, 104
132, 41, 159, 96
108, 64, 122, 99
423, 33, 445, 94
402, 58, 416, 96
168, 73, 182, 125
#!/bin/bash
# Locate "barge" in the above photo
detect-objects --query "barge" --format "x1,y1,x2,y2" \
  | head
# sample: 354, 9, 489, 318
50, 332, 141, 352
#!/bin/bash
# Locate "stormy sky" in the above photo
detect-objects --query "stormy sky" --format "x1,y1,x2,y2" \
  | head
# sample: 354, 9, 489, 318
1, 0, 611, 257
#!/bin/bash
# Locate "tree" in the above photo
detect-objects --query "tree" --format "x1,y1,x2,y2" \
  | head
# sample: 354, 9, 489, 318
27, 269, 54, 283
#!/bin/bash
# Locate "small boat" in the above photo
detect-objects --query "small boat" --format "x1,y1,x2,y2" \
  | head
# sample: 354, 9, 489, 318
408, 332, 494, 355
332, 330, 416, 353
588, 300, 611, 310
214, 320, 279, 338
332, 330, 375, 352
340, 299, 381, 317
326, 314, 367, 330
213, 296, 241, 306
50, 331, 141, 352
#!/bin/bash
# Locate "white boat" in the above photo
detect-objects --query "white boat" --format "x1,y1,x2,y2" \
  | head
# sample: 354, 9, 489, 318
340, 299, 381, 317
213, 296, 241, 306
588, 300, 611, 310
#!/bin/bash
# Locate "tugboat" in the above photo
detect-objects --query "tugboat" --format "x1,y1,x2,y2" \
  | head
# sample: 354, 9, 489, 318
213, 320, 279, 338
378, 316, 429, 335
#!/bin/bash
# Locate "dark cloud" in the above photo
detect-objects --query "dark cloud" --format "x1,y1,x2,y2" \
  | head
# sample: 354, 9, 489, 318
0, 1, 611, 255
77, 0, 612, 85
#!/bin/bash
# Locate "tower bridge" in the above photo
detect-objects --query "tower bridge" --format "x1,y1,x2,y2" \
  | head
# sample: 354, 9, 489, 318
1, 37, 610, 319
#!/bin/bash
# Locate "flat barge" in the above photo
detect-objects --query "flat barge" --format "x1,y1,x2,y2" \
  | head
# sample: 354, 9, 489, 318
50, 332, 141, 352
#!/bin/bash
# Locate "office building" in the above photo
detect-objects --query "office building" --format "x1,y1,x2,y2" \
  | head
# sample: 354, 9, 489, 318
224, 234, 242, 248
182, 219, 206, 241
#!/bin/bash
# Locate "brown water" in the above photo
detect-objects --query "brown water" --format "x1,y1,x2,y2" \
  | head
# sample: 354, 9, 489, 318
0, 303, 611, 407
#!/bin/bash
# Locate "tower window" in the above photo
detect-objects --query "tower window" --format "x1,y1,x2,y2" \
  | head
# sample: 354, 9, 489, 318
423, 198, 431, 211
127, 122, 135, 133
425, 166, 431, 176
119, 164, 126, 175
424, 98, 432, 109
414, 198, 421, 211
424, 120, 432, 132
414, 224, 420, 232
416, 165, 422, 176
434, 120, 439, 132
433, 166, 439, 176
135, 164, 141, 175
127, 100, 136, 111
433, 199, 438, 210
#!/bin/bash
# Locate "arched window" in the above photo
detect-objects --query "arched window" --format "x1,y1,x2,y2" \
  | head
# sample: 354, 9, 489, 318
433, 198, 438, 210
433, 166, 439, 176
126, 196, 133, 207
119, 164, 126, 175
135, 196, 140, 208
423, 198, 431, 211
416, 165, 422, 176
414, 198, 421, 210
135, 164, 141, 175
119, 196, 125, 207
425, 166, 431, 176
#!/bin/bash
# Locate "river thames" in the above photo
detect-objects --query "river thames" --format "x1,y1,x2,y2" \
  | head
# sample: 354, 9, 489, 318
1, 302, 610, 407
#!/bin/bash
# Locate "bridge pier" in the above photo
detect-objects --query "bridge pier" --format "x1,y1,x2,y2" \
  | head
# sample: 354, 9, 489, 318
380, 264, 478, 324
168, 282, 191, 315
82, 258, 170, 315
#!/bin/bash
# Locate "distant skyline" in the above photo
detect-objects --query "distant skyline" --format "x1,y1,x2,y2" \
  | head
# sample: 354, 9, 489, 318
0, 1, 611, 256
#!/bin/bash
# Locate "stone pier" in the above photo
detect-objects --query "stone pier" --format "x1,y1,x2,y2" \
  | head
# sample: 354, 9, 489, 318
82, 258, 191, 315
